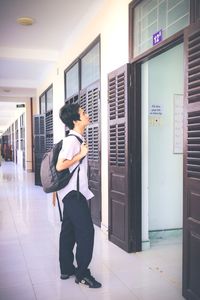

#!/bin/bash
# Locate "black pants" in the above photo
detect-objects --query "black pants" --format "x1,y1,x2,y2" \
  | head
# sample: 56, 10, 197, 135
59, 191, 94, 280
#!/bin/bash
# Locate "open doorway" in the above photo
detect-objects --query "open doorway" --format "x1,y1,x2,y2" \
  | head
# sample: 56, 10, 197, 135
141, 43, 184, 249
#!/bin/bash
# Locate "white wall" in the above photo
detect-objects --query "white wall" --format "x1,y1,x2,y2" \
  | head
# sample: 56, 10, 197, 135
36, 0, 131, 230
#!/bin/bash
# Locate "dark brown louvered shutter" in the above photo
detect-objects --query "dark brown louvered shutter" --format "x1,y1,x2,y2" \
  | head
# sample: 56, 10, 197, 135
66, 94, 79, 105
45, 110, 53, 151
108, 64, 131, 252
33, 114, 46, 186
64, 96, 79, 135
80, 81, 101, 226
183, 22, 200, 300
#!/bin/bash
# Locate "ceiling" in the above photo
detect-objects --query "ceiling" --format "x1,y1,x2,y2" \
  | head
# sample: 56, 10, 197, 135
0, 0, 103, 136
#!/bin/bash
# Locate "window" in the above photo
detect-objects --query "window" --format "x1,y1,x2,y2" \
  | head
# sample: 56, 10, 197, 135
39, 84, 53, 114
64, 37, 100, 102
20, 113, 25, 128
81, 43, 100, 89
20, 113, 25, 151
40, 94, 46, 114
65, 63, 79, 99
130, 0, 190, 57
46, 86, 53, 112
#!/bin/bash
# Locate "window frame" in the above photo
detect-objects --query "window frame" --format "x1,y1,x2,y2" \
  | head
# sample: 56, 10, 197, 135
64, 35, 100, 102
129, 0, 199, 62
39, 84, 53, 114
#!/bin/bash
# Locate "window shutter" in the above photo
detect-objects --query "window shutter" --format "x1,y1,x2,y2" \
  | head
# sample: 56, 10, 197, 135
45, 110, 53, 151
80, 92, 87, 113
108, 64, 131, 252
80, 81, 101, 226
66, 94, 79, 104
80, 91, 87, 141
87, 86, 99, 161
33, 115, 46, 186
183, 22, 200, 300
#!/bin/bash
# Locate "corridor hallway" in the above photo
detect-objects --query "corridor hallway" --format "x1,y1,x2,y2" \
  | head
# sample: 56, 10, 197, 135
0, 162, 184, 300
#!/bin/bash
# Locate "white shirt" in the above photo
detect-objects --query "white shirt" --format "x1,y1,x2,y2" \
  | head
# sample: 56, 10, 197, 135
57, 130, 94, 201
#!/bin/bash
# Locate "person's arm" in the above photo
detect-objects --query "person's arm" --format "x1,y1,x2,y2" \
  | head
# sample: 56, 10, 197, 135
56, 143, 88, 172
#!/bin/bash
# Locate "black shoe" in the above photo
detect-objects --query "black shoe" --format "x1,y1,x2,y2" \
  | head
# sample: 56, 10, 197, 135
60, 269, 75, 280
60, 274, 70, 280
75, 274, 102, 288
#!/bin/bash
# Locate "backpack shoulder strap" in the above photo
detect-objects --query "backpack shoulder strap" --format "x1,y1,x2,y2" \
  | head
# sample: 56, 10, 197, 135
67, 134, 83, 144
67, 134, 85, 164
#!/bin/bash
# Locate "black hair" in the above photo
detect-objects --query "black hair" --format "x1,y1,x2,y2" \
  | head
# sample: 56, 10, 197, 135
59, 103, 80, 129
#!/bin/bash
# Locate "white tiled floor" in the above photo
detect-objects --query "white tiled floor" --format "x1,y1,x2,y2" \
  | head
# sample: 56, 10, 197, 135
0, 162, 185, 300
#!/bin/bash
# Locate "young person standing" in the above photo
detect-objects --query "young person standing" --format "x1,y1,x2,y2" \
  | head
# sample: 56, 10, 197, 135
56, 103, 101, 288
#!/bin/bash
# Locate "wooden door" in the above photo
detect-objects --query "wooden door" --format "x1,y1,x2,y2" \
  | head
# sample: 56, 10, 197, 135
183, 22, 200, 300
108, 64, 141, 252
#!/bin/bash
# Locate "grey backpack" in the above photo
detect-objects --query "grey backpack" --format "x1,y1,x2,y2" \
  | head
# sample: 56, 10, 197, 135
40, 134, 82, 193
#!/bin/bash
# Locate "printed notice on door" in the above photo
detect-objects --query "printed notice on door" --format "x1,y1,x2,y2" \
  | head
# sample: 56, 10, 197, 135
149, 104, 163, 116
173, 94, 183, 154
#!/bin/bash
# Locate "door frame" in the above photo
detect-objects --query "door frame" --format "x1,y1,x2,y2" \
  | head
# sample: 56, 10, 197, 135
138, 42, 185, 248
129, 32, 184, 248
129, 20, 200, 300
